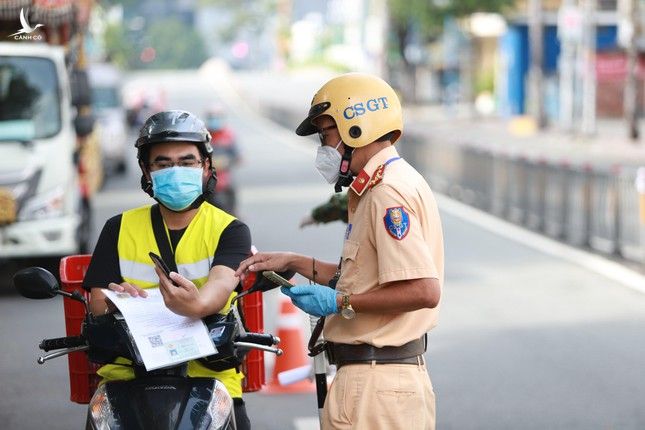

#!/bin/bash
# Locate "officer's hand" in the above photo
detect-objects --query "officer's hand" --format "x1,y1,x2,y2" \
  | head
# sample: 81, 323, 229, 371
281, 284, 338, 317
235, 252, 295, 281
108, 281, 148, 298
154, 266, 202, 317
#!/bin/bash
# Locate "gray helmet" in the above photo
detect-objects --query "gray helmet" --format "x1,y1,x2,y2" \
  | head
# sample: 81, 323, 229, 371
136, 110, 213, 160
136, 110, 217, 203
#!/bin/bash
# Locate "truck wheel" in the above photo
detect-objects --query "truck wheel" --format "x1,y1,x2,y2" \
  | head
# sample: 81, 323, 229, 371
77, 198, 92, 254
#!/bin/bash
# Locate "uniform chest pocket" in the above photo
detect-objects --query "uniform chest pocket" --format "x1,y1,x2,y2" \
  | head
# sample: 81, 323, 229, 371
339, 240, 360, 291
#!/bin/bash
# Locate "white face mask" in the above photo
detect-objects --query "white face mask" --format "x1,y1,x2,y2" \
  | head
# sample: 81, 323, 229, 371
315, 140, 342, 184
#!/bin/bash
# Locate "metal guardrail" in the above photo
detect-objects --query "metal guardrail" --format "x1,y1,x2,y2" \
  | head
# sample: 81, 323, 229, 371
617, 167, 643, 261
543, 162, 568, 240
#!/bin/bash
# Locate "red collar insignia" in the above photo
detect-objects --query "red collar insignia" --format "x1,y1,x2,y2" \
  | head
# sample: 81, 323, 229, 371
350, 163, 387, 196
350, 170, 371, 195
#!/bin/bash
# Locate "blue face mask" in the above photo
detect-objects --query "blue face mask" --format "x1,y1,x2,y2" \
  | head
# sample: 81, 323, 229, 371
151, 166, 203, 211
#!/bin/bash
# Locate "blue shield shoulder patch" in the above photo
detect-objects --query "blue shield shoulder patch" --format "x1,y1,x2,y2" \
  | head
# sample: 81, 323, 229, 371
383, 206, 410, 240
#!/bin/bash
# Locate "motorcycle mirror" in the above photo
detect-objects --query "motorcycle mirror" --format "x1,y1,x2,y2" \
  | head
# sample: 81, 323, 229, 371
13, 267, 61, 299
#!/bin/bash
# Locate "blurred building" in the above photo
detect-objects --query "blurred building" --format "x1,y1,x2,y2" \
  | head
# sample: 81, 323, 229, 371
195, 2, 276, 70
180, 0, 390, 72
393, 0, 645, 134
496, 0, 629, 121
285, 0, 387, 72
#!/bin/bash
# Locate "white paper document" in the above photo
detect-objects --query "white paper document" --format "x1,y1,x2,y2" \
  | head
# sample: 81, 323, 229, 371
103, 288, 216, 371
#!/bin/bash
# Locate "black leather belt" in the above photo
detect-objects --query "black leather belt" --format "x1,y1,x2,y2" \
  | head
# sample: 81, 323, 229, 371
335, 355, 423, 368
327, 336, 426, 368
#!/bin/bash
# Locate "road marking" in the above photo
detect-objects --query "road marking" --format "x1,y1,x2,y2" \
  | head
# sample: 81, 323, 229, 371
436, 193, 645, 295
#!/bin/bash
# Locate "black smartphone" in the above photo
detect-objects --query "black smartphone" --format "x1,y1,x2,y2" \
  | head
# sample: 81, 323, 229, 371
262, 271, 294, 288
149, 252, 172, 278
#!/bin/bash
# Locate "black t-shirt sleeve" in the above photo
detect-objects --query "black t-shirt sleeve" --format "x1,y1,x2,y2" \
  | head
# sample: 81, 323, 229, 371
82, 215, 123, 291
212, 219, 252, 270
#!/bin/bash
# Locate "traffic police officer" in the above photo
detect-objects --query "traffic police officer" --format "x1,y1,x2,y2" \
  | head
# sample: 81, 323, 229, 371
236, 73, 444, 429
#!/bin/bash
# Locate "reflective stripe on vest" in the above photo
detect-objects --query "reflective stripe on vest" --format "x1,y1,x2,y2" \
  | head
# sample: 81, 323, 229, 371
118, 257, 213, 287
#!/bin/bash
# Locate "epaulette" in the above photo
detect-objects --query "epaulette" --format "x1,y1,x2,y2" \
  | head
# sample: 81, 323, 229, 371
368, 164, 385, 189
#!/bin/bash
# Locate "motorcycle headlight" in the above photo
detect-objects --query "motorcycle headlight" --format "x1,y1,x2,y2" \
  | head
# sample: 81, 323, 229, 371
89, 384, 121, 430
205, 380, 234, 430
18, 185, 66, 221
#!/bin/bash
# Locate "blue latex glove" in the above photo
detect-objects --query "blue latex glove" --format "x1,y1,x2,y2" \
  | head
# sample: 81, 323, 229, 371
281, 284, 339, 317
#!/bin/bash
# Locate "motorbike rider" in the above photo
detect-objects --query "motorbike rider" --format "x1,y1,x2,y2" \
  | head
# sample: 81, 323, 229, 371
205, 105, 241, 215
82, 110, 252, 429
236, 73, 444, 429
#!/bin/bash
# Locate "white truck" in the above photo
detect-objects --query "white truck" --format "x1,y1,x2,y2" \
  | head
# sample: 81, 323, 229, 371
0, 0, 103, 273
0, 41, 94, 268
89, 62, 128, 174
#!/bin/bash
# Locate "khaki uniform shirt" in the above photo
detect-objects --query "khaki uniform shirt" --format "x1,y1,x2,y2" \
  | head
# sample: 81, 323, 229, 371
324, 146, 444, 347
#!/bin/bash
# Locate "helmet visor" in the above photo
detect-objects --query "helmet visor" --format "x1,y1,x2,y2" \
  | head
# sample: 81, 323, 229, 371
295, 102, 331, 136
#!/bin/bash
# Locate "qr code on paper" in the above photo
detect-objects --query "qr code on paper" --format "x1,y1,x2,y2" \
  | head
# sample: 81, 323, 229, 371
148, 335, 163, 348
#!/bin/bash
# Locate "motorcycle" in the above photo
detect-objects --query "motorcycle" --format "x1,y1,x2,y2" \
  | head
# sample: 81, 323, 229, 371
205, 108, 241, 215
13, 266, 290, 430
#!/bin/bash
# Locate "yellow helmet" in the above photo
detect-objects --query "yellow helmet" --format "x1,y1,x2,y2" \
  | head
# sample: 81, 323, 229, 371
296, 73, 403, 148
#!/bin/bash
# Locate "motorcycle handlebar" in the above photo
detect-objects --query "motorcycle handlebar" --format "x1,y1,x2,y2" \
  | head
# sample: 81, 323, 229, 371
236, 333, 280, 347
39, 336, 86, 352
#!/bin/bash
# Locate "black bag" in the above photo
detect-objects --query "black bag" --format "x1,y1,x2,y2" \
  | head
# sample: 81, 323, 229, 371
199, 310, 248, 372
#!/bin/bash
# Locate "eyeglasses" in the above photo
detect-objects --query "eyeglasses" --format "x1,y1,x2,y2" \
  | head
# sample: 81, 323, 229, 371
148, 159, 204, 170
317, 125, 337, 145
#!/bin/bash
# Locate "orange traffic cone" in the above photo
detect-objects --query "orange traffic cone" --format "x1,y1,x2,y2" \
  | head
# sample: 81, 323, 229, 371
263, 297, 316, 394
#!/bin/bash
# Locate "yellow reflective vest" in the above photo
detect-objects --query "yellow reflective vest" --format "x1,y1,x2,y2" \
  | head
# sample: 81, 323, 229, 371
97, 202, 244, 398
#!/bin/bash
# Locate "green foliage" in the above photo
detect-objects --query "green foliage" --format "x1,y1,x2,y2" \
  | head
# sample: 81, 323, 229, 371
103, 18, 208, 70
103, 23, 135, 69
448, 0, 516, 17
143, 19, 208, 69
199, 0, 277, 43
388, 0, 445, 42
475, 69, 495, 94
387, 0, 515, 55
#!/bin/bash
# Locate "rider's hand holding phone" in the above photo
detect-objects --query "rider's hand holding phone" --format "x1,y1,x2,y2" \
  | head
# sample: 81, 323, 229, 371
149, 252, 205, 318
149, 252, 178, 286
